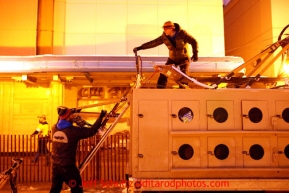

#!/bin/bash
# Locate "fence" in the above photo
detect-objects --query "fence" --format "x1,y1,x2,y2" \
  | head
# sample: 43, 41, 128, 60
0, 133, 129, 183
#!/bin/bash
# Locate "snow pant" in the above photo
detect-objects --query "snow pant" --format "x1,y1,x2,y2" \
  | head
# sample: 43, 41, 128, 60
50, 164, 83, 193
157, 58, 190, 89
9, 171, 17, 193
33, 137, 50, 165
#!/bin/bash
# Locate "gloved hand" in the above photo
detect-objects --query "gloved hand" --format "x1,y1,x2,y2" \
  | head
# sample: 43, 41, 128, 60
99, 110, 107, 119
133, 46, 142, 53
191, 52, 198, 62
70, 108, 81, 114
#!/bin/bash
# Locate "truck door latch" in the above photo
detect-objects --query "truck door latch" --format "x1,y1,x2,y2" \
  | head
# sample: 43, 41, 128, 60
171, 114, 177, 118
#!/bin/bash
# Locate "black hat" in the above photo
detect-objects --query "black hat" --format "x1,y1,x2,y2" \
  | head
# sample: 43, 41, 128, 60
57, 106, 72, 120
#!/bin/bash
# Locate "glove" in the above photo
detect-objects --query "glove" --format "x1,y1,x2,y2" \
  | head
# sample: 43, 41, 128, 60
133, 46, 142, 53
191, 52, 198, 62
99, 110, 107, 119
70, 108, 81, 114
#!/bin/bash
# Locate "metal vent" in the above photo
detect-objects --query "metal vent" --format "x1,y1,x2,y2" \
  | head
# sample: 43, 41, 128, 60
282, 108, 289, 123
284, 145, 289, 159
178, 144, 194, 160
214, 144, 229, 160
249, 144, 264, 160
213, 107, 228, 123
248, 107, 263, 123
178, 107, 193, 123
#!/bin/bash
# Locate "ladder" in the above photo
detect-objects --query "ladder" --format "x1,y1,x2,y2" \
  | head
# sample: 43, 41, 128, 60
78, 89, 131, 173
78, 51, 142, 173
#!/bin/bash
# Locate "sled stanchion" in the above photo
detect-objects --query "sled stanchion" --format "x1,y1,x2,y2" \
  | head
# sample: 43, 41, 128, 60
154, 64, 216, 89
78, 103, 130, 174
0, 158, 23, 190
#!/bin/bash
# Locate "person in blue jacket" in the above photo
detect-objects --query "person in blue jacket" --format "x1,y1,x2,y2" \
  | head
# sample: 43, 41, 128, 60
49, 106, 106, 193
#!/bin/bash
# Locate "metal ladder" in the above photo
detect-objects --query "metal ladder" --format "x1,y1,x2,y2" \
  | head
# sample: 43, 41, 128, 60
78, 90, 131, 174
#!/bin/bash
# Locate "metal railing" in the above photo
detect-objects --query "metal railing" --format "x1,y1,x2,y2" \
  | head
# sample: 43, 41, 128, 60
0, 134, 129, 183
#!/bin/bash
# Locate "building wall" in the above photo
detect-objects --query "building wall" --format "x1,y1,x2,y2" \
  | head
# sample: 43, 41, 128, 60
224, 0, 289, 76
0, 0, 223, 135
0, 0, 225, 57
0, 82, 64, 135
0, 0, 38, 55
0, 81, 130, 135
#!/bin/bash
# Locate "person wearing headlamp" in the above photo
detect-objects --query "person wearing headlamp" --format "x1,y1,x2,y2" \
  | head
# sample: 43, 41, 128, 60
49, 106, 106, 193
133, 21, 199, 89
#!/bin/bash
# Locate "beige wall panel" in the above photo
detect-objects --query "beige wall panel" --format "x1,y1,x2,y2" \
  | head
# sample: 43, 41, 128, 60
96, 4, 127, 34
0, 83, 12, 135
127, 4, 158, 34
67, 0, 97, 3
53, 1, 66, 32
187, 4, 224, 56
127, 0, 157, 4
128, 34, 162, 56
50, 82, 64, 122
157, 5, 188, 27
127, 34, 163, 55
53, 32, 65, 54
12, 83, 51, 134
0, 0, 38, 30
126, 23, 158, 36
0, 30, 37, 47
158, 0, 187, 4
271, 0, 289, 28
95, 34, 126, 55
65, 34, 96, 55
271, 0, 289, 58
65, 3, 97, 33
0, 0, 38, 55
0, 30, 36, 55
211, 35, 225, 56
12, 84, 51, 100
61, 0, 225, 55
63, 85, 78, 108
1, 81, 64, 135
188, 5, 224, 33
188, 0, 222, 6
189, 30, 211, 57
98, 0, 126, 3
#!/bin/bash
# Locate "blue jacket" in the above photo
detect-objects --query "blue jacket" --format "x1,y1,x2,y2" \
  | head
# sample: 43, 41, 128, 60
51, 116, 104, 166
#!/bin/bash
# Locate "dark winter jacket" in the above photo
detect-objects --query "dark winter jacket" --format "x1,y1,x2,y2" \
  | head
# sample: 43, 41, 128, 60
51, 115, 104, 166
140, 23, 198, 63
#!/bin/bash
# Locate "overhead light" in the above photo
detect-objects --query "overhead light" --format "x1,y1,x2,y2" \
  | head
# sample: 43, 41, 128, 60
53, 75, 60, 81
22, 75, 37, 84
65, 76, 74, 82
11, 75, 36, 84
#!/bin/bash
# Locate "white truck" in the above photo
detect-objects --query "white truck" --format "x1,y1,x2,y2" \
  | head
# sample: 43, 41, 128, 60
125, 25, 289, 192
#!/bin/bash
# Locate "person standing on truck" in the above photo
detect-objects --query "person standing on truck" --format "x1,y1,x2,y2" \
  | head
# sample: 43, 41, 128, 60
31, 115, 50, 165
133, 21, 199, 88
49, 106, 106, 193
